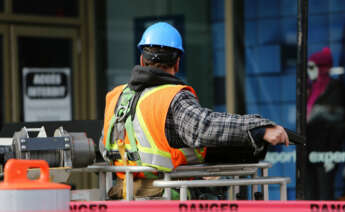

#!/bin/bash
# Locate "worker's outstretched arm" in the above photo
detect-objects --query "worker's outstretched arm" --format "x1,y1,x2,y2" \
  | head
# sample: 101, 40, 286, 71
167, 89, 287, 149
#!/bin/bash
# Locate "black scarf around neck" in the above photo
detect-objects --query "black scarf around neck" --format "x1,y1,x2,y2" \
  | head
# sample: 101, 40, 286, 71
128, 65, 186, 92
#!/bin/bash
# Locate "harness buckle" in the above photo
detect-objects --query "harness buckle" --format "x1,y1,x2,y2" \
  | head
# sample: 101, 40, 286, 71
106, 151, 122, 161
127, 151, 140, 161
116, 104, 130, 122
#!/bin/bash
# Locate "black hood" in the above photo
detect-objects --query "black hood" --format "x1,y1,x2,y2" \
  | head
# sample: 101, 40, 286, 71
128, 65, 185, 91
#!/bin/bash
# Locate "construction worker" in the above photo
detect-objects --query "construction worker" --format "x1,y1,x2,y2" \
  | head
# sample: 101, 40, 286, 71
99, 22, 289, 199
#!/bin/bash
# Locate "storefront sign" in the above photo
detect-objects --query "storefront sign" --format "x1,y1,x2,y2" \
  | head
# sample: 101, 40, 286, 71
265, 150, 296, 164
22, 68, 72, 122
309, 151, 345, 172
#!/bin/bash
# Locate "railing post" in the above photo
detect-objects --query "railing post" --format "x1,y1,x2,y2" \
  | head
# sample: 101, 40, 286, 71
251, 173, 257, 200
280, 182, 287, 201
98, 171, 107, 200
180, 186, 188, 201
262, 167, 269, 200
163, 173, 172, 200
125, 170, 134, 200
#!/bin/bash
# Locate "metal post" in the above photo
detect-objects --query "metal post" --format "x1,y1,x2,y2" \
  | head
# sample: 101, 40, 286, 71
163, 173, 172, 200
296, 0, 308, 200
251, 173, 257, 200
180, 186, 188, 201
98, 171, 107, 200
262, 168, 269, 200
234, 176, 240, 199
125, 170, 134, 200
105, 172, 113, 196
227, 186, 234, 200
280, 182, 287, 201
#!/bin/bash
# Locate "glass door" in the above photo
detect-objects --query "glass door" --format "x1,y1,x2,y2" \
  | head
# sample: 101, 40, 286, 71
10, 26, 83, 122
0, 24, 9, 129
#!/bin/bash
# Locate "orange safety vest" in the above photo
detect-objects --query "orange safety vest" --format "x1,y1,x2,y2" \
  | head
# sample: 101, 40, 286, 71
102, 84, 206, 178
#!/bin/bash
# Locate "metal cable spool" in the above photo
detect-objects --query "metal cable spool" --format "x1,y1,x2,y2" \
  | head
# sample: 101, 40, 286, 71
54, 127, 96, 168
10, 126, 96, 168
29, 151, 61, 167
12, 127, 61, 167
69, 132, 96, 168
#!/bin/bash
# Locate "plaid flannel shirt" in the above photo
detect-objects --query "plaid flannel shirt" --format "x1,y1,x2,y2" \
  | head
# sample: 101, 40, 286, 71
165, 89, 275, 149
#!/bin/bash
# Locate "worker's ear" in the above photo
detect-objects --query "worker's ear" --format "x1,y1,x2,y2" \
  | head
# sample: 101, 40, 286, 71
174, 57, 180, 74
140, 55, 145, 66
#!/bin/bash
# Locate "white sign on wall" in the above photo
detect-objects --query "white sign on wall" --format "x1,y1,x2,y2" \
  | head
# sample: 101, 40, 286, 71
23, 68, 72, 122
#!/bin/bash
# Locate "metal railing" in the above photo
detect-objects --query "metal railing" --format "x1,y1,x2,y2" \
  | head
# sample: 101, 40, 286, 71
154, 176, 290, 201
69, 162, 290, 201
70, 165, 157, 201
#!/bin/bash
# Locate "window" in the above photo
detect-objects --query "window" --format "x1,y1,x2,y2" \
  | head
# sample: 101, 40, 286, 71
12, 0, 78, 17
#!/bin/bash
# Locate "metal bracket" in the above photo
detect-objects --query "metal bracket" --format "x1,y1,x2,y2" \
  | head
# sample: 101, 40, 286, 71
19, 137, 71, 152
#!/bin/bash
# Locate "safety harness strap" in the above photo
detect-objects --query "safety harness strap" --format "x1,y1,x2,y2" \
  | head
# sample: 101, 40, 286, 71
112, 86, 141, 199
125, 115, 140, 160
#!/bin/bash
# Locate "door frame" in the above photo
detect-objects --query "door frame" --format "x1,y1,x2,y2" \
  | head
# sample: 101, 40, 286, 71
0, 24, 10, 123
10, 25, 82, 121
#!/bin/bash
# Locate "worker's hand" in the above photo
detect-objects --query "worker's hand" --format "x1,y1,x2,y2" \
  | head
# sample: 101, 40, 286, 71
263, 125, 289, 146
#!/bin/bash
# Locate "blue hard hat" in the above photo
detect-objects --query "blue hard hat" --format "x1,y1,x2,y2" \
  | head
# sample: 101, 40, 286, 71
137, 22, 184, 54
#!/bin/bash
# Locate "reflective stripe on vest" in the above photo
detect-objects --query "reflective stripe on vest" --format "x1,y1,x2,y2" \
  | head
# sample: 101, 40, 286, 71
180, 148, 206, 164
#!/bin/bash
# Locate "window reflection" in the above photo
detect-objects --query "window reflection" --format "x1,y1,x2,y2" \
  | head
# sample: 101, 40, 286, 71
12, 0, 78, 17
